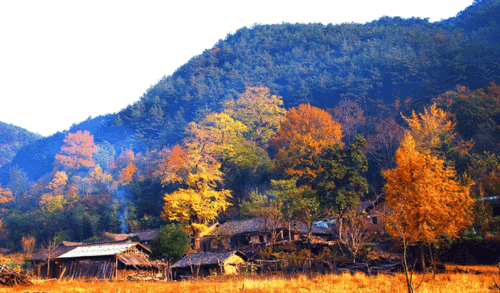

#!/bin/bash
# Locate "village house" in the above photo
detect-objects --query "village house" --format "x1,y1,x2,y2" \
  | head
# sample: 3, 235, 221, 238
359, 199, 388, 234
28, 242, 161, 280
171, 250, 247, 279
197, 218, 332, 252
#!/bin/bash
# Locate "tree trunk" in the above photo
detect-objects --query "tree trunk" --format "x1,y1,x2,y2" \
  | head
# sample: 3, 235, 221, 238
429, 243, 436, 278
402, 242, 415, 293
420, 246, 426, 273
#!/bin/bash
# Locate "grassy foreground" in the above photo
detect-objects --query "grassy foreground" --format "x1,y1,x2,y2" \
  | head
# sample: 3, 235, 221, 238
2, 270, 500, 293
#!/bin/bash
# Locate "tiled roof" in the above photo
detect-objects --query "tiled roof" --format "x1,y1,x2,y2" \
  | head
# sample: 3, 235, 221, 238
132, 229, 161, 241
172, 251, 246, 268
213, 218, 267, 235
104, 229, 161, 242
211, 218, 330, 236
58, 242, 148, 258
103, 232, 134, 242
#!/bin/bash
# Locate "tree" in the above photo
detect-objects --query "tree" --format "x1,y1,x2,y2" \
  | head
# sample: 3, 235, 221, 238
47, 171, 68, 194
366, 116, 405, 171
160, 144, 231, 237
224, 86, 286, 146
272, 103, 343, 183
151, 224, 190, 279
240, 190, 285, 244
55, 130, 98, 172
184, 112, 247, 165
334, 207, 376, 263
119, 162, 137, 185
0, 186, 13, 241
0, 186, 13, 208
466, 151, 500, 235
382, 134, 473, 275
93, 141, 116, 170
433, 83, 500, 154
330, 99, 366, 143
402, 103, 473, 166
314, 135, 369, 242
285, 187, 322, 246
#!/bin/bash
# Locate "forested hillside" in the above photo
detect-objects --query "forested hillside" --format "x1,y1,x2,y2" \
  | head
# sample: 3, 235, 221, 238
0, 0, 499, 251
115, 0, 500, 148
0, 121, 41, 168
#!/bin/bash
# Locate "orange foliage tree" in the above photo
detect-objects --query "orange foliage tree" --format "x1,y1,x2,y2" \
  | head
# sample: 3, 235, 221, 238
0, 186, 13, 221
272, 103, 343, 182
55, 130, 98, 171
0, 186, 13, 238
119, 163, 137, 185
382, 134, 473, 274
47, 171, 68, 191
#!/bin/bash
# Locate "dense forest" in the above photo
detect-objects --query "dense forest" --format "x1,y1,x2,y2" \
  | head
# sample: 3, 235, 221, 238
0, 0, 499, 253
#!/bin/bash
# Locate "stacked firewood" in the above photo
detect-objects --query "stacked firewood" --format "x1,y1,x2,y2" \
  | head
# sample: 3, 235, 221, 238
336, 261, 402, 275
0, 265, 32, 286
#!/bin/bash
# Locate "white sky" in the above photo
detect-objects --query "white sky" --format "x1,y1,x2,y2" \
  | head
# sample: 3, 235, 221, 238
0, 0, 474, 137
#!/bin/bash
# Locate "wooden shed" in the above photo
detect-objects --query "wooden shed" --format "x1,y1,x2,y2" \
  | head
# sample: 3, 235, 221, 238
171, 250, 247, 279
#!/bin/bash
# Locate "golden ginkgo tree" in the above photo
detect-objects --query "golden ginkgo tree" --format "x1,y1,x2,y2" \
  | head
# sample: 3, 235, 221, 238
382, 134, 473, 277
159, 144, 231, 237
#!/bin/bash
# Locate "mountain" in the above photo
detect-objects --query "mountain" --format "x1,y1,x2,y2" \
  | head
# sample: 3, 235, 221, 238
116, 0, 500, 149
2, 0, 500, 183
0, 121, 42, 169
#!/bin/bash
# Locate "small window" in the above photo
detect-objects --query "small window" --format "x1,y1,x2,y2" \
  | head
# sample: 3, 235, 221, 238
372, 217, 378, 224
259, 235, 264, 243
202, 241, 211, 252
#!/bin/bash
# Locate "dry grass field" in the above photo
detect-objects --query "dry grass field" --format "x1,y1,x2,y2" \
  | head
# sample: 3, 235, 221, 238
2, 269, 500, 293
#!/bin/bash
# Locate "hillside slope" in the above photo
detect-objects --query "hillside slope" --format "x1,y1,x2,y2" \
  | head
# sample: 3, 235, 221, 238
0, 121, 42, 168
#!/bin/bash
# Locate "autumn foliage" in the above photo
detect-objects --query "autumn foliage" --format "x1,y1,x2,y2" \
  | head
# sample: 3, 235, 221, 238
159, 144, 231, 236
118, 162, 137, 185
224, 86, 286, 145
55, 130, 98, 171
382, 134, 473, 246
272, 103, 343, 181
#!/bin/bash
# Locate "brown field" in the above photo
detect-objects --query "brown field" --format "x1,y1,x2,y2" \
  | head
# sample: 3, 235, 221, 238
2, 269, 500, 293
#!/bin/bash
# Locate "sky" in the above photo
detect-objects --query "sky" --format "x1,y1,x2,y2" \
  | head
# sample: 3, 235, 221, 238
0, 0, 475, 137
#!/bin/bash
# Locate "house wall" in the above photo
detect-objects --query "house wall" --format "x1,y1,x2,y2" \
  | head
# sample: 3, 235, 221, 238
249, 233, 267, 245
31, 260, 62, 279
59, 256, 155, 280
61, 257, 115, 279
223, 255, 246, 274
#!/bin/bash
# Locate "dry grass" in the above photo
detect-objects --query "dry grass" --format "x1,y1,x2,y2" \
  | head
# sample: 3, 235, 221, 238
1, 269, 499, 293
